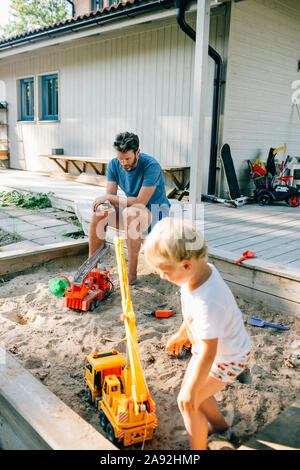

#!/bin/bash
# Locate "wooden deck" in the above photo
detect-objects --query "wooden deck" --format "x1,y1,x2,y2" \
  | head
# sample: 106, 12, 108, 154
201, 202, 300, 269
192, 201, 300, 316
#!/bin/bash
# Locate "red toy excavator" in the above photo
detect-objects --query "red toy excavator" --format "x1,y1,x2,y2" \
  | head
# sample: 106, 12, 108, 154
49, 245, 113, 311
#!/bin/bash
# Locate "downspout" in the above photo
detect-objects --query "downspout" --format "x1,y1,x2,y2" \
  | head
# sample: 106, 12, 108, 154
66, 0, 75, 18
176, 0, 224, 195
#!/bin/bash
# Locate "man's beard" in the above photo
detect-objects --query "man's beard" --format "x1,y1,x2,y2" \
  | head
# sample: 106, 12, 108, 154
124, 154, 138, 171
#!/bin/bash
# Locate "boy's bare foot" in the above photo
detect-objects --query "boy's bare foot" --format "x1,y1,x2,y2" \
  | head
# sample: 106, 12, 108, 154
128, 275, 137, 285
207, 433, 235, 450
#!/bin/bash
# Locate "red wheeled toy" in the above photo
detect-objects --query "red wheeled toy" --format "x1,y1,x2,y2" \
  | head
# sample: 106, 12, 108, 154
49, 245, 113, 311
62, 268, 112, 311
248, 147, 300, 207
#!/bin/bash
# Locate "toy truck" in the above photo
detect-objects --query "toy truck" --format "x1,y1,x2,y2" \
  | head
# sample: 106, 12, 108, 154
84, 236, 158, 447
49, 245, 113, 311
62, 268, 112, 311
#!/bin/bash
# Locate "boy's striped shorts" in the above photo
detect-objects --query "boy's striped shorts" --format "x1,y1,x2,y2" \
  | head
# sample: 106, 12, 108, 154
209, 351, 250, 383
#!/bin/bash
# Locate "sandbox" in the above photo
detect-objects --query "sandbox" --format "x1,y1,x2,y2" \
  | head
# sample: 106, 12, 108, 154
0, 247, 299, 450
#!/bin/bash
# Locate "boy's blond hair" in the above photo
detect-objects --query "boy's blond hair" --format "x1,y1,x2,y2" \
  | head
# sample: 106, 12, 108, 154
144, 217, 207, 267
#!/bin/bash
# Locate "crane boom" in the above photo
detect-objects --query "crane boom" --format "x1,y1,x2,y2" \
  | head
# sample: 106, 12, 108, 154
113, 237, 149, 414
73, 245, 108, 285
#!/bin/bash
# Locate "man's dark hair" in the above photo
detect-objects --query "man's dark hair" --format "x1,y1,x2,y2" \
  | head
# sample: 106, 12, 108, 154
113, 132, 139, 153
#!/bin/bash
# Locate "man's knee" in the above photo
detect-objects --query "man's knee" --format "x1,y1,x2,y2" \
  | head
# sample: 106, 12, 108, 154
123, 205, 151, 237
90, 212, 109, 240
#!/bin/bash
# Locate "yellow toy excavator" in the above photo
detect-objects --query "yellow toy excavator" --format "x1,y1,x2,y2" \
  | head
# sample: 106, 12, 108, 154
84, 236, 157, 447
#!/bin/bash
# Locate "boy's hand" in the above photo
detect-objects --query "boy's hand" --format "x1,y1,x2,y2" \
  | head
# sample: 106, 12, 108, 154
165, 331, 187, 356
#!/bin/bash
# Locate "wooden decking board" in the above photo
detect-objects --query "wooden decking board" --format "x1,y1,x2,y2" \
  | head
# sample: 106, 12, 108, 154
200, 203, 300, 271
204, 217, 298, 243
255, 238, 300, 257
288, 259, 300, 268
204, 206, 299, 225
213, 219, 300, 251
204, 209, 287, 227
211, 225, 300, 251
202, 211, 278, 235
203, 210, 278, 231
266, 249, 300, 263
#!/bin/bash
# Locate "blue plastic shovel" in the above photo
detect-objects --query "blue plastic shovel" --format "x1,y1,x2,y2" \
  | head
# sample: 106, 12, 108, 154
247, 316, 289, 330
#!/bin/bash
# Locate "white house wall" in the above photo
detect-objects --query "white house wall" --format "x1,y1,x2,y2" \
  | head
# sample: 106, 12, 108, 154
0, 8, 228, 192
222, 0, 300, 196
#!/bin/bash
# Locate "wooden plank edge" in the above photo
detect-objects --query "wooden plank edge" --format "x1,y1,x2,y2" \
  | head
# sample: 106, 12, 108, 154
0, 347, 117, 450
0, 239, 88, 276
209, 247, 300, 282
224, 279, 300, 316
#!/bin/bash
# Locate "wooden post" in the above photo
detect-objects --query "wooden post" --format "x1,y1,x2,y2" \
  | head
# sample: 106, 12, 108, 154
190, 0, 210, 221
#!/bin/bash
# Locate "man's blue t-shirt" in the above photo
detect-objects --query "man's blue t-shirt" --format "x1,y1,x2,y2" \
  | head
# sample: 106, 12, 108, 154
106, 153, 171, 214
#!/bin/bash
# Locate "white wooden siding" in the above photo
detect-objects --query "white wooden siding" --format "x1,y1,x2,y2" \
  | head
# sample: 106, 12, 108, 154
0, 8, 228, 192
222, 0, 300, 196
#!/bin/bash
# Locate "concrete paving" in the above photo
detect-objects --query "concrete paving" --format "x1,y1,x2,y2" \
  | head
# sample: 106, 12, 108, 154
0, 169, 109, 241
0, 204, 86, 253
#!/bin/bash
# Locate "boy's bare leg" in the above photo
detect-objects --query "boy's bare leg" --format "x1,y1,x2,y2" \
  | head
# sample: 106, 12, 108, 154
122, 205, 152, 285
200, 396, 229, 434
179, 375, 227, 450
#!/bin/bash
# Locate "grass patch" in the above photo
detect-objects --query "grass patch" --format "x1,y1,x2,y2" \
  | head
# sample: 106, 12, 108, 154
0, 228, 24, 248
0, 190, 53, 209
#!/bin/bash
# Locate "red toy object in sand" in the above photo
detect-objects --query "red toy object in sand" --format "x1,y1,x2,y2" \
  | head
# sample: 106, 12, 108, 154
62, 268, 112, 311
143, 310, 175, 318
235, 251, 256, 264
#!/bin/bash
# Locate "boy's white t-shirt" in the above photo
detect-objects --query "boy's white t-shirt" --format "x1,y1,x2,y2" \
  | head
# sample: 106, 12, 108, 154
180, 263, 251, 363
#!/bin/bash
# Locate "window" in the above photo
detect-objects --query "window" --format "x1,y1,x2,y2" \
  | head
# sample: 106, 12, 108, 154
20, 78, 34, 121
41, 74, 58, 120
91, 0, 103, 10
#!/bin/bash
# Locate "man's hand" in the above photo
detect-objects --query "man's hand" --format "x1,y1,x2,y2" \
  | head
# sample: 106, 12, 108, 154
92, 195, 112, 213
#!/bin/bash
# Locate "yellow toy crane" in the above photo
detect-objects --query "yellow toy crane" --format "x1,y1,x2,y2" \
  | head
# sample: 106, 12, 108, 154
83, 236, 157, 447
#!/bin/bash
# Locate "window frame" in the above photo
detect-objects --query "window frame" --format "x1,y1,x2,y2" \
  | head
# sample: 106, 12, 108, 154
20, 77, 34, 121
41, 73, 59, 121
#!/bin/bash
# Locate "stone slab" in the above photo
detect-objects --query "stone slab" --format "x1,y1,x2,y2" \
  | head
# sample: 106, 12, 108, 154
47, 224, 82, 235
17, 228, 58, 240
1, 209, 33, 217
19, 215, 67, 228
32, 236, 68, 245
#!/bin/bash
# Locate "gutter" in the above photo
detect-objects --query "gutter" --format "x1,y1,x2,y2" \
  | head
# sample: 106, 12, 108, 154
66, 0, 75, 18
176, 0, 224, 195
0, 0, 174, 51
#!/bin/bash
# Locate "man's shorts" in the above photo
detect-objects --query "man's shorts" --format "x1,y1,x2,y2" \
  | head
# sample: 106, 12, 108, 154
209, 351, 250, 383
145, 203, 170, 234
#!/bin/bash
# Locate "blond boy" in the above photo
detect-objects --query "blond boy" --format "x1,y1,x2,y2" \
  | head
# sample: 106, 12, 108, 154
144, 217, 251, 450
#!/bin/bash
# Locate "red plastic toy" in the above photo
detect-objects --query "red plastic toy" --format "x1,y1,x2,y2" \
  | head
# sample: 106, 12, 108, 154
49, 245, 113, 311
235, 250, 256, 264
62, 268, 112, 311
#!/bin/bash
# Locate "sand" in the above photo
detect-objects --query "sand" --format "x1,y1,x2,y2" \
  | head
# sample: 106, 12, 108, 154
0, 246, 299, 450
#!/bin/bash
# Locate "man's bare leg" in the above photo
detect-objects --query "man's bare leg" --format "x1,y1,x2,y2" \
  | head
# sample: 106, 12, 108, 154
88, 208, 121, 257
122, 205, 152, 285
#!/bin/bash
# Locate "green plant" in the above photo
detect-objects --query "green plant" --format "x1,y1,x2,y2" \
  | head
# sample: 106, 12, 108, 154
0, 190, 52, 209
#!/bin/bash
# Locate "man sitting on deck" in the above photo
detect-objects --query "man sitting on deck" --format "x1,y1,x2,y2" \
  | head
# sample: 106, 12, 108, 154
89, 131, 170, 284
